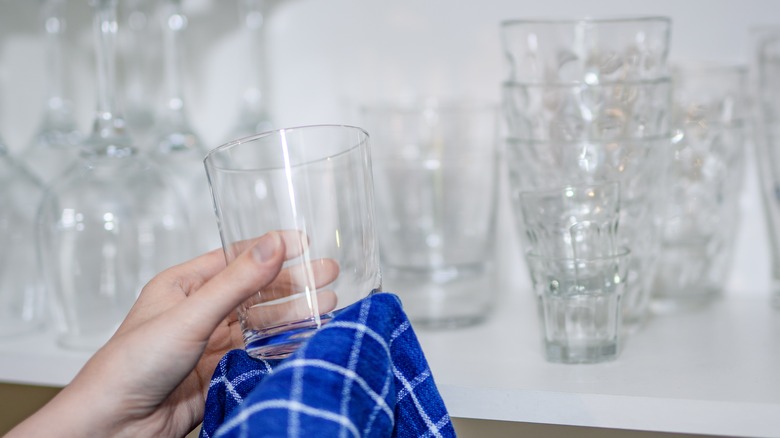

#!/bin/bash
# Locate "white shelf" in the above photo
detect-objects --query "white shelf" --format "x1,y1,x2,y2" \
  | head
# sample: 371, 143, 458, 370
416, 291, 780, 437
1, 291, 778, 437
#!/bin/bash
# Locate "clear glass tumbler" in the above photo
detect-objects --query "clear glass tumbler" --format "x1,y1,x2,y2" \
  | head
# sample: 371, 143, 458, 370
361, 99, 500, 328
204, 125, 382, 359
526, 248, 630, 364
652, 63, 748, 312
500, 16, 671, 84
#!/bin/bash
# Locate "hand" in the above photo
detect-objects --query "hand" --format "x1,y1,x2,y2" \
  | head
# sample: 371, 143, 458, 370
8, 230, 339, 438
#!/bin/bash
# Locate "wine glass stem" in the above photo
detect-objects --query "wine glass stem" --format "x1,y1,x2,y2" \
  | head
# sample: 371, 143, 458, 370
42, 0, 67, 111
91, 0, 123, 139
240, 0, 268, 112
161, 0, 187, 121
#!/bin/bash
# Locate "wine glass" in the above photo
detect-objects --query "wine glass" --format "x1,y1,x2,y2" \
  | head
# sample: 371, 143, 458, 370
19, 0, 83, 185
37, 0, 193, 350
147, 0, 220, 255
225, 0, 273, 140
0, 135, 47, 337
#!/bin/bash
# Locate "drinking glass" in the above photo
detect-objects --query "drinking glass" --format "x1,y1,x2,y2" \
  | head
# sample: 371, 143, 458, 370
148, 0, 219, 255
526, 248, 630, 363
37, 0, 192, 350
517, 181, 621, 261
0, 136, 47, 337
500, 16, 671, 84
20, 0, 83, 185
204, 125, 382, 359
361, 99, 500, 328
502, 78, 672, 141
506, 135, 671, 328
500, 16, 673, 329
652, 63, 748, 312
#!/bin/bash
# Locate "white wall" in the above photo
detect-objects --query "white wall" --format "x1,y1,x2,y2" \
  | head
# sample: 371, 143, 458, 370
1, 0, 777, 297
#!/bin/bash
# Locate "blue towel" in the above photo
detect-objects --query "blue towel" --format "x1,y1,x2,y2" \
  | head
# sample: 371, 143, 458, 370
200, 292, 455, 438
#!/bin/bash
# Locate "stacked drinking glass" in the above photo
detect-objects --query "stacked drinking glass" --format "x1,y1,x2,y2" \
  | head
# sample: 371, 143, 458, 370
499, 17, 674, 362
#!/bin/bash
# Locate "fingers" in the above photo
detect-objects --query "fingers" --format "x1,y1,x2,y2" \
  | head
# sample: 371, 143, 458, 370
243, 289, 339, 328
156, 230, 341, 341
224, 230, 309, 262
174, 232, 287, 339
241, 258, 341, 328
249, 258, 340, 304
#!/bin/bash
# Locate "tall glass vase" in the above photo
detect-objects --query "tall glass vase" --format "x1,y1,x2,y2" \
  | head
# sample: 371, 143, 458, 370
20, 0, 83, 185
148, 0, 220, 255
37, 0, 192, 350
0, 135, 47, 337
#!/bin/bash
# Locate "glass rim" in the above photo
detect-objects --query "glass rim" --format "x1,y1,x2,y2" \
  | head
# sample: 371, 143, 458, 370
501, 75, 672, 89
671, 61, 748, 76
360, 97, 499, 114
518, 179, 621, 200
204, 124, 369, 172
525, 246, 631, 262
500, 15, 671, 28
504, 133, 674, 144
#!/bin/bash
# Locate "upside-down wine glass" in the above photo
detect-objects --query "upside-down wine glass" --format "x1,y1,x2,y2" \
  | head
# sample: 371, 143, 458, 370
20, 0, 83, 185
37, 0, 192, 350
148, 0, 220, 254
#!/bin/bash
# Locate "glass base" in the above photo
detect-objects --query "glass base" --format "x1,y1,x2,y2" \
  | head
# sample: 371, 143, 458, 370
544, 339, 619, 364
243, 312, 343, 360
383, 262, 495, 330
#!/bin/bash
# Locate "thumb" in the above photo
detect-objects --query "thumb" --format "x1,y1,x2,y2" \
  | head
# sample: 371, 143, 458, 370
175, 231, 286, 339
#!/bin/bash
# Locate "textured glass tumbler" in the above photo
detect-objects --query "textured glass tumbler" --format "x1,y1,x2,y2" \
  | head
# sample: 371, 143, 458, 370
204, 125, 382, 359
502, 78, 672, 142
517, 181, 621, 261
506, 136, 671, 329
361, 100, 499, 328
652, 63, 748, 312
526, 249, 630, 364
500, 16, 671, 84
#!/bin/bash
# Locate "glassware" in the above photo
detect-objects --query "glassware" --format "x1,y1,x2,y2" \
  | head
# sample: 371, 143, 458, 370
37, 0, 192, 350
20, 0, 83, 185
0, 135, 47, 337
361, 99, 499, 328
526, 248, 630, 364
652, 63, 748, 312
500, 16, 673, 330
226, 0, 273, 140
120, 0, 159, 146
204, 125, 382, 359
500, 16, 671, 84
148, 0, 219, 255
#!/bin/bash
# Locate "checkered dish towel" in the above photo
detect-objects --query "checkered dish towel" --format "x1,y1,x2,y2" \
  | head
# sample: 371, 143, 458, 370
200, 292, 456, 438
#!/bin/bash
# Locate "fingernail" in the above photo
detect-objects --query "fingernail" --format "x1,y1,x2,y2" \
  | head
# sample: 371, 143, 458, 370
252, 232, 280, 263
